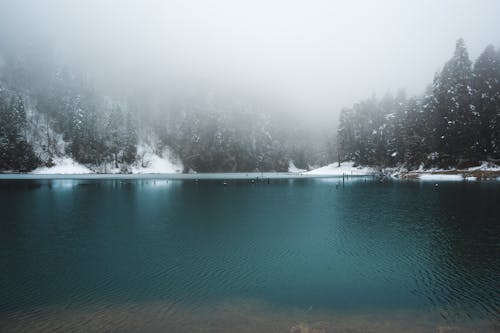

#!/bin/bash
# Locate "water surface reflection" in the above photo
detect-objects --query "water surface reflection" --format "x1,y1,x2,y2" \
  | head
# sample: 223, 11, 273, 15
0, 179, 498, 331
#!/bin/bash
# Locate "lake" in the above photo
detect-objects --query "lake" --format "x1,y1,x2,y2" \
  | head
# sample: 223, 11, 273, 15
0, 176, 499, 332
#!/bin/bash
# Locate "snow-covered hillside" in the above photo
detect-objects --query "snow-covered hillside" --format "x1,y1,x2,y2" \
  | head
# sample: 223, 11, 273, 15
32, 157, 92, 174
288, 161, 307, 173
31, 144, 183, 175
131, 143, 183, 174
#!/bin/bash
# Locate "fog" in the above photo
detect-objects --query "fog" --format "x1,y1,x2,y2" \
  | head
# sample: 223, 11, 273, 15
1, 0, 500, 120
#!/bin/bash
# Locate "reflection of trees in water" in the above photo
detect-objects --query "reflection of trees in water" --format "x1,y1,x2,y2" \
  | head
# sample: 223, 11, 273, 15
331, 181, 499, 324
416, 182, 500, 323
1, 180, 498, 329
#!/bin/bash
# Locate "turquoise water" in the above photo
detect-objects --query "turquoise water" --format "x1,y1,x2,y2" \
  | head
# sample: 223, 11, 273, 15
0, 177, 499, 332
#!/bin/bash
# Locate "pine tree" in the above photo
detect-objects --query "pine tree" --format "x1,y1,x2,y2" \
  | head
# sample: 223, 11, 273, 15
122, 109, 138, 165
337, 107, 357, 163
492, 49, 500, 159
105, 105, 126, 168
420, 83, 439, 164
375, 93, 394, 166
385, 90, 407, 166
472, 45, 499, 159
0, 92, 40, 171
433, 38, 480, 167
402, 97, 427, 168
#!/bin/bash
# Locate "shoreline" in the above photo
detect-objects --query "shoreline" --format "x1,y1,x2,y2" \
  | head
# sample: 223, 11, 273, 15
393, 169, 500, 181
0, 172, 499, 181
1, 161, 500, 181
0, 172, 348, 180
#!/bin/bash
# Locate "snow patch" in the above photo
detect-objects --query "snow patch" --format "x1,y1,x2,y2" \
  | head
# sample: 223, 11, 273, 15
131, 153, 181, 174
419, 174, 463, 181
306, 162, 374, 176
467, 162, 500, 171
132, 144, 182, 174
32, 157, 92, 174
288, 161, 306, 173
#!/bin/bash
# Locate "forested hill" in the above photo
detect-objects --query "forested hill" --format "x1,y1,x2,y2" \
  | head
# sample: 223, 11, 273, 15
338, 39, 500, 169
0, 62, 334, 173
1, 39, 499, 173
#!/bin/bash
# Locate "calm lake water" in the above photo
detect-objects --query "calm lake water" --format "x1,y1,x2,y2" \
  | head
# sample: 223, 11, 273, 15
0, 177, 499, 332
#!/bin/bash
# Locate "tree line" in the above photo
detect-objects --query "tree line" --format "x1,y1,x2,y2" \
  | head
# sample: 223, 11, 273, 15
338, 39, 500, 169
0, 64, 332, 172
2, 38, 498, 173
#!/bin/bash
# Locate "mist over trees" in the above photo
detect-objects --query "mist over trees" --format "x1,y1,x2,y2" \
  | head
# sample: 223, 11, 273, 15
1, 38, 499, 173
2, 0, 500, 173
338, 39, 500, 169
0, 52, 333, 172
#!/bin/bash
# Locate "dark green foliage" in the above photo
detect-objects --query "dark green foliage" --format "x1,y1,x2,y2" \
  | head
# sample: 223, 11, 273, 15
0, 48, 332, 173
433, 38, 480, 167
2, 38, 499, 173
36, 68, 107, 165
402, 97, 429, 168
32, 68, 140, 169
66, 96, 104, 165
122, 110, 138, 165
160, 109, 290, 172
104, 106, 137, 167
17, 63, 326, 172
0, 91, 40, 171
473, 45, 500, 160
338, 39, 500, 169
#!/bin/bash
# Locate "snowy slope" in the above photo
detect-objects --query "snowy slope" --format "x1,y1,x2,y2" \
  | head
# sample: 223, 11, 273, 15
131, 141, 183, 174
32, 157, 92, 174
131, 151, 182, 174
288, 161, 307, 173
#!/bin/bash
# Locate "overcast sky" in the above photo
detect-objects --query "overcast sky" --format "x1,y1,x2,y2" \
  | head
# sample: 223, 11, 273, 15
1, 0, 500, 119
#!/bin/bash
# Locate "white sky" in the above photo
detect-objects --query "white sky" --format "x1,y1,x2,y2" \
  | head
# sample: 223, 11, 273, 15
1, 0, 500, 119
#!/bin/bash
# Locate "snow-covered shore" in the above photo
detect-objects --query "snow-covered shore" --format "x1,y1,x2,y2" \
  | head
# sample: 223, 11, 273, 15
304, 162, 375, 176
300, 161, 500, 181
31, 157, 93, 174
391, 162, 500, 181
24, 158, 500, 180
288, 161, 307, 173
31, 152, 183, 175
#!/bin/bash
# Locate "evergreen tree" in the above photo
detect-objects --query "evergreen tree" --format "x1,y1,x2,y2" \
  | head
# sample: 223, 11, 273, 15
473, 45, 500, 159
374, 93, 394, 165
492, 49, 500, 158
385, 90, 407, 165
420, 83, 439, 163
402, 97, 427, 168
337, 107, 357, 163
433, 38, 480, 167
123, 109, 138, 165
66, 94, 106, 165
105, 105, 126, 168
0, 92, 40, 171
